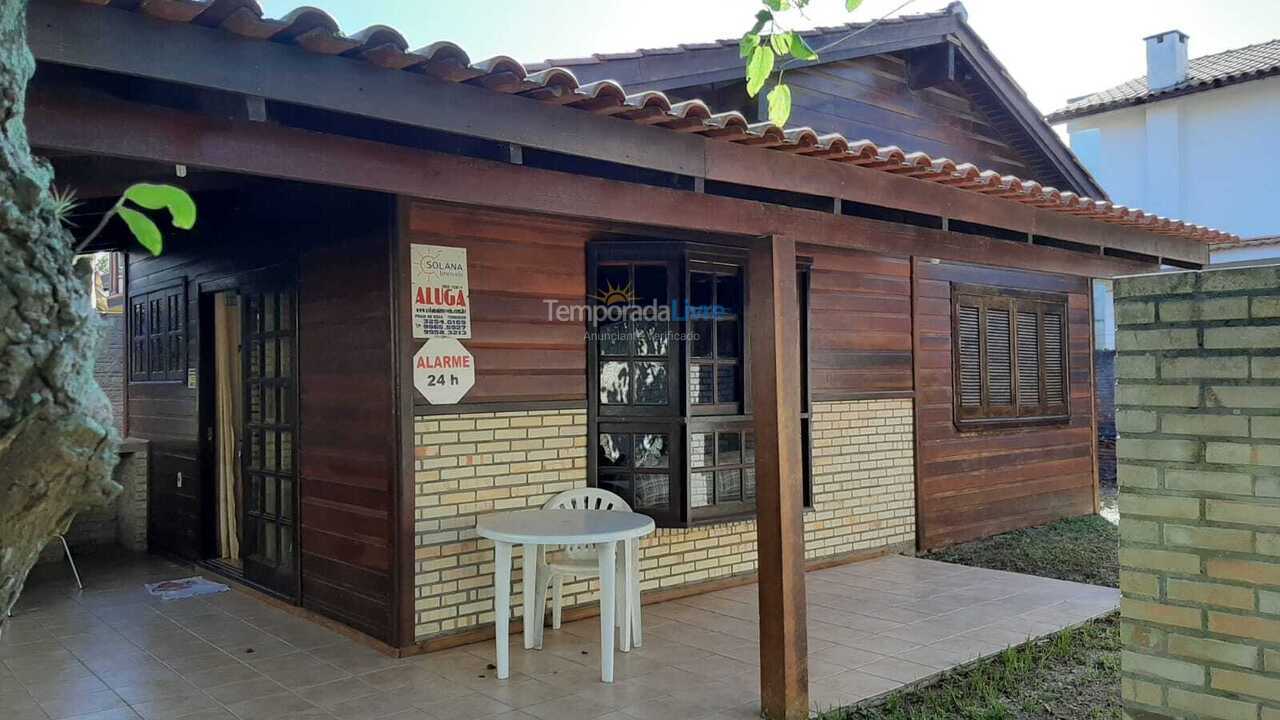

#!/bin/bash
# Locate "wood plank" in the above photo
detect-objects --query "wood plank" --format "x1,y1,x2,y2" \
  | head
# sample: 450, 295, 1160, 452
749, 235, 808, 719
27, 84, 1200, 268
911, 257, 1096, 549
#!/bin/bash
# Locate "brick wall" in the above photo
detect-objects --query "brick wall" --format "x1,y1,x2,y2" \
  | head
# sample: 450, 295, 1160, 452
1115, 266, 1280, 720
41, 438, 148, 563
411, 398, 915, 642
95, 310, 126, 434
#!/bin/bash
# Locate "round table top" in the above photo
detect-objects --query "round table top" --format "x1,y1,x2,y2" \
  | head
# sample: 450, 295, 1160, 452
475, 509, 655, 545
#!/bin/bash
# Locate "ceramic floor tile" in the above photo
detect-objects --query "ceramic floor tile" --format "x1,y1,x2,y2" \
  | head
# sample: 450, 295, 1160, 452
856, 657, 938, 684
11, 547, 1118, 720
37, 688, 128, 720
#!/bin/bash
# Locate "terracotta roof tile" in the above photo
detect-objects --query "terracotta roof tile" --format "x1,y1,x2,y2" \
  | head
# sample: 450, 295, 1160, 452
76, 0, 1235, 245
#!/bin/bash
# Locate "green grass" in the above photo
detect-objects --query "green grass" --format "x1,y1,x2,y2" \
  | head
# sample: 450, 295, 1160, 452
817, 514, 1122, 720
924, 514, 1119, 589
820, 613, 1121, 720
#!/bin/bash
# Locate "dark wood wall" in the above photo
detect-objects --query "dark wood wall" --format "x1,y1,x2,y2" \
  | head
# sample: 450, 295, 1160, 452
801, 244, 913, 399
405, 201, 1100, 550
126, 191, 295, 563
403, 203, 588, 407
912, 259, 1096, 549
124, 183, 400, 643
785, 55, 1036, 178
297, 215, 398, 643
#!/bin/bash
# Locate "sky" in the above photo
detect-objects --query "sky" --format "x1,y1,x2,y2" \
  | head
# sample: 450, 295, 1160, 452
257, 0, 1280, 118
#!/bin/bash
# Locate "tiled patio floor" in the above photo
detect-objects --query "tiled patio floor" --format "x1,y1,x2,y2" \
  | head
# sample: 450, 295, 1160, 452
1, 551, 1117, 720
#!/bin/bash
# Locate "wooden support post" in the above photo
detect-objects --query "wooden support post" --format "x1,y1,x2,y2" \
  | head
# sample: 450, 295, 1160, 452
748, 234, 809, 719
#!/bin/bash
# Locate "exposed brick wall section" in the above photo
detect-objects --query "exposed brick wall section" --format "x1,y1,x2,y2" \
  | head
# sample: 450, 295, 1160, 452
41, 438, 148, 562
412, 399, 916, 642
1116, 266, 1280, 720
94, 310, 126, 434
807, 398, 916, 559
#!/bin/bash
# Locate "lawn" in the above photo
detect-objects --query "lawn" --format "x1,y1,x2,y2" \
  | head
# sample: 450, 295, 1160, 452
824, 514, 1121, 720
926, 514, 1119, 588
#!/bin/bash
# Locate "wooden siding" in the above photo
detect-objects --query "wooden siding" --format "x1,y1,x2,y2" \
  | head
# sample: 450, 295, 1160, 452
297, 220, 397, 642
404, 204, 588, 407
785, 55, 1036, 178
124, 187, 400, 644
912, 259, 1095, 549
800, 243, 913, 399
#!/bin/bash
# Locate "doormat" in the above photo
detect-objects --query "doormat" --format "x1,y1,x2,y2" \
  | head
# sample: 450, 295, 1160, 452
144, 576, 230, 601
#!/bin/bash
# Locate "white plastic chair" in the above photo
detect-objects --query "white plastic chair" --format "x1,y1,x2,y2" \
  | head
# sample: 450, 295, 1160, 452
535, 488, 643, 648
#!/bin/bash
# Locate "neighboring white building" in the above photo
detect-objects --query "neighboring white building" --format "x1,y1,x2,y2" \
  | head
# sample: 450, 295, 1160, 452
1047, 32, 1280, 264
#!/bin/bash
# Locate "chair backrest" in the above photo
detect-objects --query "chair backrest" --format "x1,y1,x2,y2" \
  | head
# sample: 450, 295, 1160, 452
543, 488, 632, 555
543, 488, 632, 512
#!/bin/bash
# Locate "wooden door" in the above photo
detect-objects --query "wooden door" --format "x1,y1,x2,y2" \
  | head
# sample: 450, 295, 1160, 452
240, 281, 300, 599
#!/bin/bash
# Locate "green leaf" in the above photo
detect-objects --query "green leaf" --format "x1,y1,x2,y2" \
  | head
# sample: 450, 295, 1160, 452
845, 0, 863, 10
740, 33, 760, 59
745, 45, 775, 97
762, 0, 787, 10
769, 31, 792, 56
117, 206, 163, 256
750, 8, 771, 34
122, 183, 197, 230
790, 34, 819, 62
767, 83, 792, 126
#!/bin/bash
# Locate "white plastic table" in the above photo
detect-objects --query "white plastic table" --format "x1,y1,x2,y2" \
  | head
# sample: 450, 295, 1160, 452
476, 509, 655, 682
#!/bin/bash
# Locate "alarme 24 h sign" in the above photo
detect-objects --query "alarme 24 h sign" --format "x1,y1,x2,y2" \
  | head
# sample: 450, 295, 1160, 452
412, 244, 470, 339
413, 338, 475, 405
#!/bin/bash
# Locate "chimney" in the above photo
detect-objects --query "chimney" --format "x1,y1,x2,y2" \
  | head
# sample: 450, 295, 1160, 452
1145, 30, 1189, 90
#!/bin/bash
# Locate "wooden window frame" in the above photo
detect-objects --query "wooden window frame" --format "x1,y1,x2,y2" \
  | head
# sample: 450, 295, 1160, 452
950, 284, 1069, 430
587, 241, 813, 528
128, 280, 187, 383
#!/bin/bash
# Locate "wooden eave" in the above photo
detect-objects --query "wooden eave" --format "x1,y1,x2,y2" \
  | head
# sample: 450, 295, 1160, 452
27, 0, 1211, 266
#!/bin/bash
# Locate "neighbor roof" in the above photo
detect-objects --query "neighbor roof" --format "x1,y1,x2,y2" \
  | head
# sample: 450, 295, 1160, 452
39, 0, 1237, 244
1047, 38, 1280, 123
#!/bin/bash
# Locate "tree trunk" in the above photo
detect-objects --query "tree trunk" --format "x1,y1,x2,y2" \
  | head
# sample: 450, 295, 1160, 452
0, 0, 120, 633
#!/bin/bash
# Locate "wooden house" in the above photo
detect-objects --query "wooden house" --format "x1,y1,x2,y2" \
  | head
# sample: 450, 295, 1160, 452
28, 2, 1229, 706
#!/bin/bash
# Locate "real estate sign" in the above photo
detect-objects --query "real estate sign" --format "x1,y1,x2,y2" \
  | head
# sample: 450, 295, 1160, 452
411, 244, 471, 339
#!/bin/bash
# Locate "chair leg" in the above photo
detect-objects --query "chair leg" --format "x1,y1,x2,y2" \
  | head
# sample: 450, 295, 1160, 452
552, 575, 563, 630
629, 539, 642, 647
58, 535, 83, 591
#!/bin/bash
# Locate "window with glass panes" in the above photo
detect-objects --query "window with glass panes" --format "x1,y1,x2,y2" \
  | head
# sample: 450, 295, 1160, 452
587, 242, 811, 527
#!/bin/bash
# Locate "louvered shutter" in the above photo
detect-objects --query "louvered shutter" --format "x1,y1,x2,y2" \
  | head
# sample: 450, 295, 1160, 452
957, 305, 982, 410
986, 307, 1013, 408
953, 285, 1070, 427
1016, 311, 1041, 407
1043, 311, 1066, 411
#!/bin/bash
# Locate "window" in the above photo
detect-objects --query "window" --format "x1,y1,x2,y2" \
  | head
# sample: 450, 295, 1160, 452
952, 284, 1068, 428
129, 282, 186, 382
588, 241, 810, 527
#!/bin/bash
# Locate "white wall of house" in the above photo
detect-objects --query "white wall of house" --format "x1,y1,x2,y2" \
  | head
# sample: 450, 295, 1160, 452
1065, 75, 1280, 244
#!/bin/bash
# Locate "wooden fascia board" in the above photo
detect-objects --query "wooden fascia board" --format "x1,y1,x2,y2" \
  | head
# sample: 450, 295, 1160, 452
28, 88, 1163, 279
950, 25, 1106, 199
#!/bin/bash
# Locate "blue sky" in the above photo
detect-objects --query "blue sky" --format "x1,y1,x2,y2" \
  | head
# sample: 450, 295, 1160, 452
257, 0, 1280, 116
